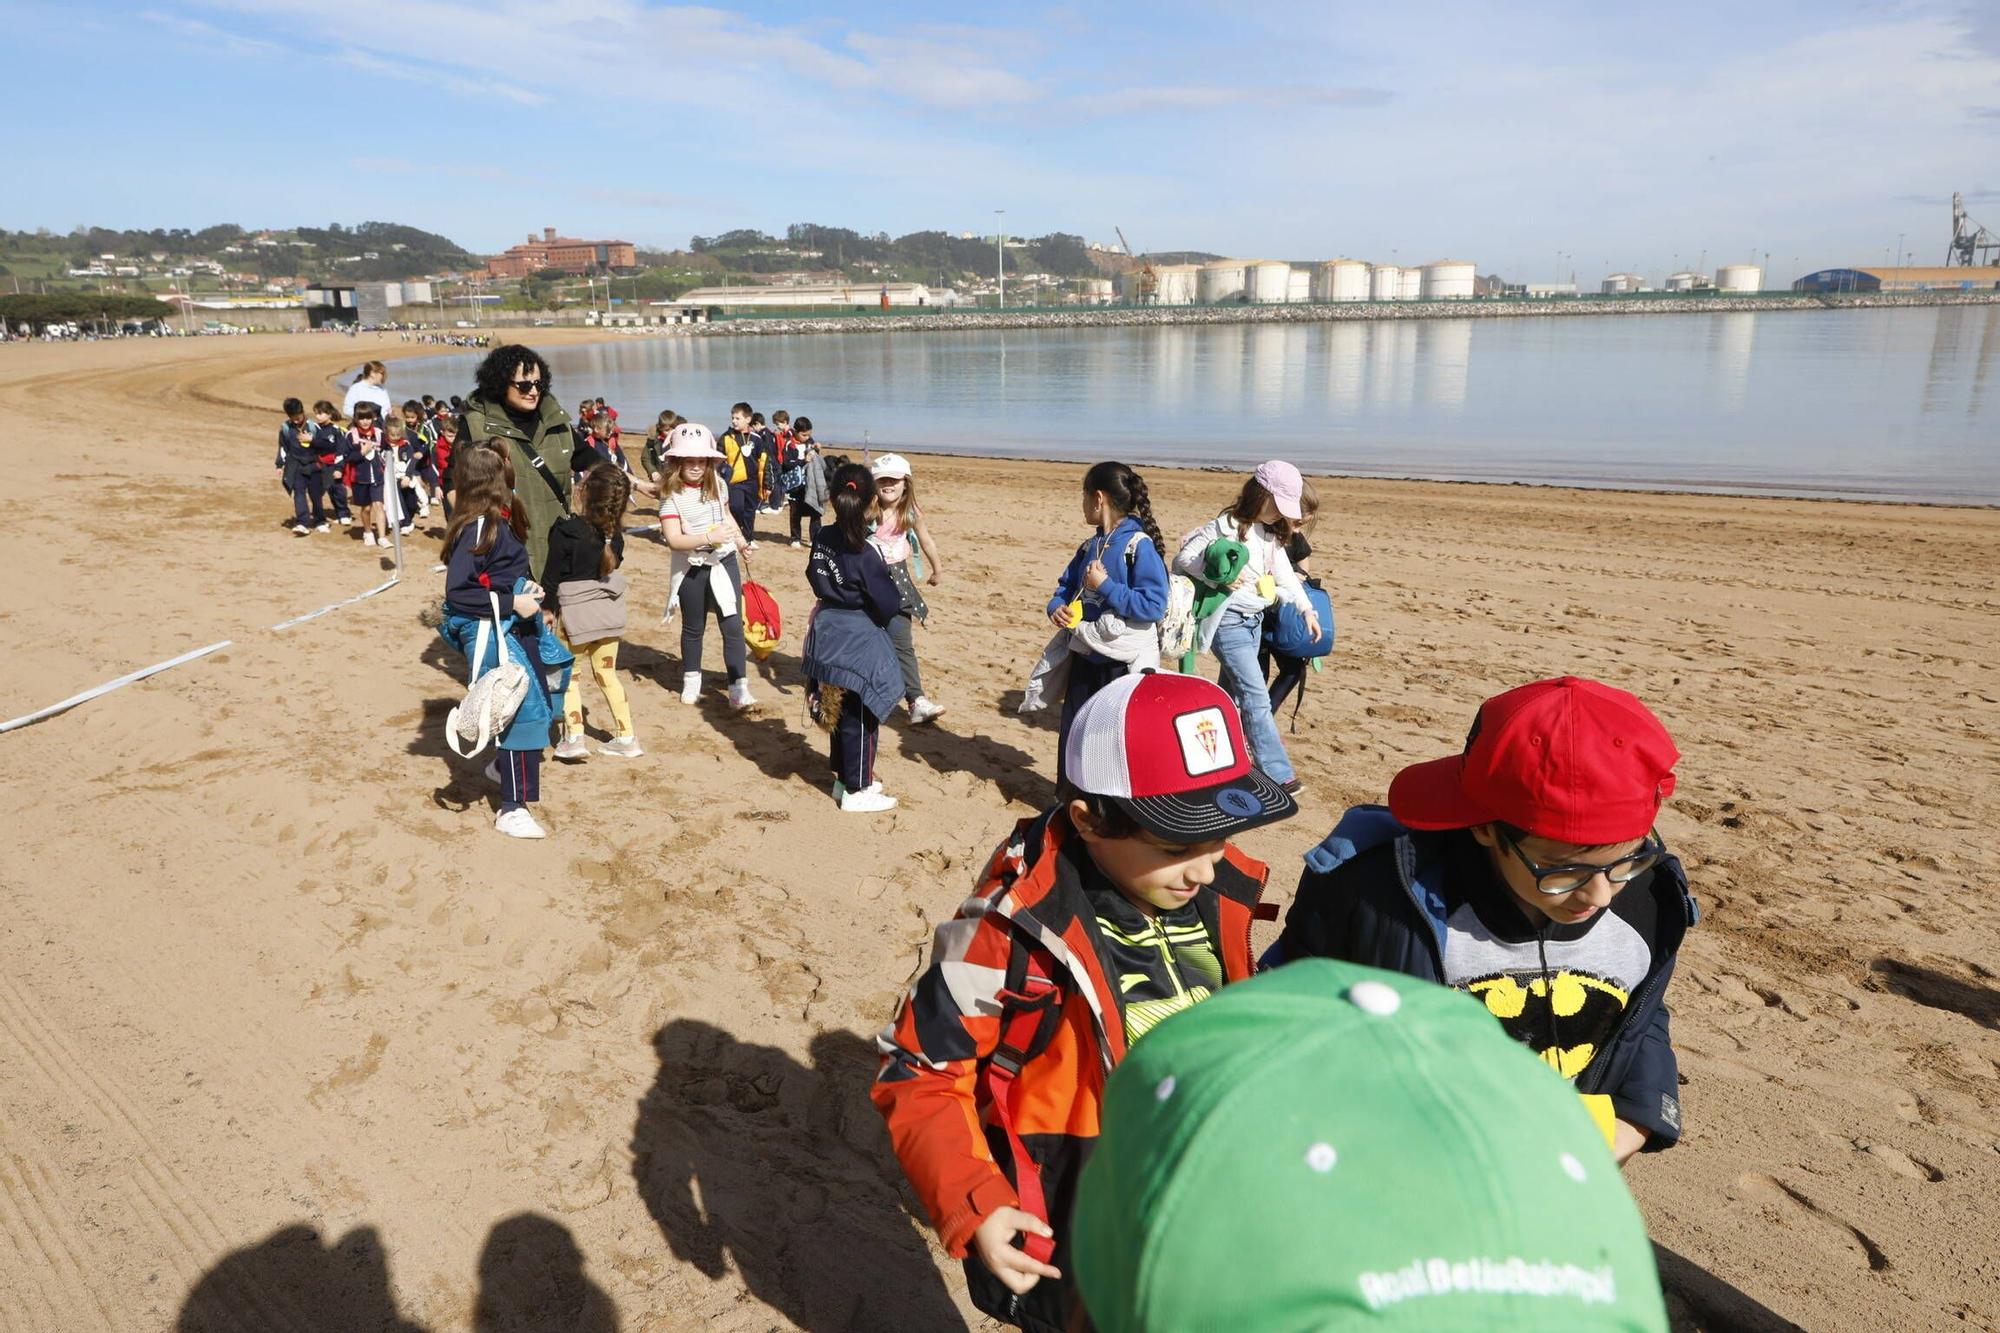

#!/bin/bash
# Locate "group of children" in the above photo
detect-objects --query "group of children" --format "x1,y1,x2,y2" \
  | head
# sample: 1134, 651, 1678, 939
274, 393, 466, 547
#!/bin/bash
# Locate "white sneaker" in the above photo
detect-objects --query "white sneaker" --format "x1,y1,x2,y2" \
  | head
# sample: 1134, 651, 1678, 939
908, 696, 946, 725
832, 780, 886, 803
598, 735, 644, 758
494, 807, 546, 839
314, 523, 330, 533
363, 531, 377, 546
680, 671, 702, 704
839, 786, 898, 813
431, 562, 447, 573
399, 523, 415, 535
552, 735, 589, 761
789, 540, 802, 549
292, 523, 309, 535
727, 678, 757, 711
340, 516, 352, 527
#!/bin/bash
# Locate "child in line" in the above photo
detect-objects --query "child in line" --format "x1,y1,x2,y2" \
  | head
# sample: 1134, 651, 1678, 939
1040, 461, 1169, 786
642, 409, 681, 489
432, 413, 459, 522
803, 463, 904, 813
1268, 676, 1694, 1166
386, 418, 422, 535
755, 411, 783, 514
1173, 459, 1320, 793
785, 415, 823, 547
658, 423, 757, 711
873, 673, 1298, 1331
437, 446, 558, 840
544, 463, 641, 759
401, 399, 437, 516
312, 400, 350, 526
347, 402, 390, 547
276, 397, 328, 534
1258, 477, 1320, 721
718, 402, 764, 549
867, 454, 945, 724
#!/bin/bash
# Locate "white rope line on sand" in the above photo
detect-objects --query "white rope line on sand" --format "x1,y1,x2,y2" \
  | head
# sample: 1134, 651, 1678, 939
0, 640, 235, 735
270, 574, 401, 631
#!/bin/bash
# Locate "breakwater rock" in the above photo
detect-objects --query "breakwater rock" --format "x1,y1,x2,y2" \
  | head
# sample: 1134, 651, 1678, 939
674, 290, 2000, 339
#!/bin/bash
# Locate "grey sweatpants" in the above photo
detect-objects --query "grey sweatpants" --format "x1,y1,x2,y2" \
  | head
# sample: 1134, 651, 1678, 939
887, 612, 922, 704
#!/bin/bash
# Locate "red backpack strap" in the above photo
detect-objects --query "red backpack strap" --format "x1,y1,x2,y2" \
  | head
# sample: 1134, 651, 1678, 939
980, 930, 1065, 1264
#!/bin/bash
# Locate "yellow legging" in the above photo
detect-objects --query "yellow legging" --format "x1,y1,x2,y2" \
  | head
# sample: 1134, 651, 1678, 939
560, 634, 634, 738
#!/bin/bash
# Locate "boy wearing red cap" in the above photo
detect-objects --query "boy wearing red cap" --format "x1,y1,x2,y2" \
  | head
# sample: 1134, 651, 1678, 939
1269, 676, 1695, 1164
872, 672, 1298, 1333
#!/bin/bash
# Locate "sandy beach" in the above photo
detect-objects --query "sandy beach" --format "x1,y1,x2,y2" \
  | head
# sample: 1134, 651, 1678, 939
0, 330, 1995, 1332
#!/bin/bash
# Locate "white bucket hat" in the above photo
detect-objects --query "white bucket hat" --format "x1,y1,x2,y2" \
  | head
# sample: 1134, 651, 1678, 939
663, 422, 724, 459
871, 452, 912, 480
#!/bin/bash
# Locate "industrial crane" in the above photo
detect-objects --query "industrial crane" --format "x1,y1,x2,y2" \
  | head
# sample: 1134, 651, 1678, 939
1116, 226, 1156, 303
1947, 192, 1998, 267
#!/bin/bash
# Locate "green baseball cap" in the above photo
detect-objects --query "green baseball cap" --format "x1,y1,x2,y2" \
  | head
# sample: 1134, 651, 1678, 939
1072, 960, 1668, 1331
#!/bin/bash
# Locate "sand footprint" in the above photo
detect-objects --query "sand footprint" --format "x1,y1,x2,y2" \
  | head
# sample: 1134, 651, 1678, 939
1732, 1172, 1889, 1272
1853, 1141, 1945, 1183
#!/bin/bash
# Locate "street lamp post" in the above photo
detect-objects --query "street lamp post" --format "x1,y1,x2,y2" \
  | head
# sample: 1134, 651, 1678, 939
995, 209, 1006, 310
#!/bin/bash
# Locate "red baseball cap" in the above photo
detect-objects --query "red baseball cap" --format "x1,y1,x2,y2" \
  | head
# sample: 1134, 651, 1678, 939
1387, 677, 1678, 846
1065, 673, 1297, 841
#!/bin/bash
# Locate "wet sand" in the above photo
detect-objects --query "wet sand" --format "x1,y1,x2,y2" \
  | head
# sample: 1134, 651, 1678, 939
0, 332, 1995, 1331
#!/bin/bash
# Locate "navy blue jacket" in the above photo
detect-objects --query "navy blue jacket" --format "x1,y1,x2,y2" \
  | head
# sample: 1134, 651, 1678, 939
444, 517, 532, 619
1267, 805, 1695, 1150
808, 530, 901, 625
1045, 518, 1170, 626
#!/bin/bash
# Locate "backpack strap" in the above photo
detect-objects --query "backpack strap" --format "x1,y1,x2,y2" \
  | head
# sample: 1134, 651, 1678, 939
522, 436, 572, 509
979, 929, 1066, 1264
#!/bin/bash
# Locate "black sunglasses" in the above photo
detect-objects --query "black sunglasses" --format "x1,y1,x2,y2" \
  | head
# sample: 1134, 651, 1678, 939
509, 378, 544, 395
1496, 826, 1665, 895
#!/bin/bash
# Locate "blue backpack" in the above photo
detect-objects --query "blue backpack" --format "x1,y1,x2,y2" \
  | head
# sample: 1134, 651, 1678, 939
1264, 578, 1335, 659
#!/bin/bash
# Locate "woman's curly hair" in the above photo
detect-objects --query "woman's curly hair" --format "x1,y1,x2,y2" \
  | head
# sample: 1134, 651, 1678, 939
472, 344, 553, 405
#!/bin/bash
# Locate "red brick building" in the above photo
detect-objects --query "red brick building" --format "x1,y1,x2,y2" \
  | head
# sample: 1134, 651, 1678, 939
486, 227, 638, 278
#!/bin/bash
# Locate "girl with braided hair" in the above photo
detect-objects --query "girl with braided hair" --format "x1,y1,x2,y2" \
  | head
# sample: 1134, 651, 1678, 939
1043, 461, 1171, 786
543, 463, 641, 759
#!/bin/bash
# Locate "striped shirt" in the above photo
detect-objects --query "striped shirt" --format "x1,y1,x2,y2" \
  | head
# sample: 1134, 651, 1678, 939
662, 487, 734, 564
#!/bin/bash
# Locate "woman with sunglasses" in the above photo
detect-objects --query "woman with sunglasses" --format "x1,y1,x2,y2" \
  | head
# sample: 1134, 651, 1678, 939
458, 344, 613, 576
1264, 676, 1694, 1168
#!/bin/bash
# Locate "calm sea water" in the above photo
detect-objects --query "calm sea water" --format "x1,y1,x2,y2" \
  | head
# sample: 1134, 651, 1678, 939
395, 304, 2000, 505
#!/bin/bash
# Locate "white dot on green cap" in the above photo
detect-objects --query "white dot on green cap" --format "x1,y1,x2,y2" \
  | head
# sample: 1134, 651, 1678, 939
1155, 1076, 1177, 1102
1346, 981, 1401, 1016
1305, 1142, 1337, 1173
1561, 1154, 1588, 1182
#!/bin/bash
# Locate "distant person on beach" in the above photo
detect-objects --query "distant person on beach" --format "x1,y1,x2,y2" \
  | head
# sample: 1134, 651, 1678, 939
642, 409, 681, 489
346, 401, 390, 548
802, 463, 903, 812
437, 446, 563, 840
1068, 959, 1671, 1332
718, 403, 765, 549
1265, 676, 1693, 1166
785, 415, 825, 547
385, 418, 420, 535
1174, 459, 1319, 794
311, 400, 350, 527
544, 463, 641, 761
867, 454, 946, 725
276, 397, 328, 534
1027, 462, 1169, 787
752, 412, 781, 514
872, 673, 1297, 1332
341, 359, 392, 421
458, 345, 608, 574
658, 423, 758, 711
1258, 477, 1323, 724
431, 413, 459, 522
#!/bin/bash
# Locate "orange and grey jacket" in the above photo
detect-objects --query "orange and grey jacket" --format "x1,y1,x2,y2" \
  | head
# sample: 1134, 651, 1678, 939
871, 807, 1267, 1327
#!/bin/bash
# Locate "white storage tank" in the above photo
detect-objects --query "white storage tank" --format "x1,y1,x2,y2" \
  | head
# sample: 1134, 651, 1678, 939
1245, 260, 1290, 303
1421, 260, 1475, 300
1369, 264, 1402, 300
1716, 264, 1762, 293
1664, 271, 1705, 292
1153, 264, 1199, 305
1199, 260, 1248, 303
1397, 267, 1424, 300
1327, 259, 1369, 301
1600, 272, 1645, 294
1286, 268, 1312, 303
1077, 277, 1115, 305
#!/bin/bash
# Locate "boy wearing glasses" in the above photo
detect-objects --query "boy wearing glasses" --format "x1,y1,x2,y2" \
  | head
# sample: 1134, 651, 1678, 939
1269, 675, 1693, 1166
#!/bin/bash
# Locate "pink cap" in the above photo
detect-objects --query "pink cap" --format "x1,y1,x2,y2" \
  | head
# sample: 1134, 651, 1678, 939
1254, 460, 1304, 521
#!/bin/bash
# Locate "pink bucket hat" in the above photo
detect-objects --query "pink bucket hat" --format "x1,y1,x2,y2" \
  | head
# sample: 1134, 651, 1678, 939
1254, 460, 1304, 521
663, 422, 723, 459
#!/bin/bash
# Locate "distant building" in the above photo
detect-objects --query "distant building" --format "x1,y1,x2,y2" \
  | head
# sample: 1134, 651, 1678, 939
1793, 266, 2000, 294
1601, 272, 1648, 294
1523, 281, 1578, 297
486, 227, 639, 278
675, 282, 933, 310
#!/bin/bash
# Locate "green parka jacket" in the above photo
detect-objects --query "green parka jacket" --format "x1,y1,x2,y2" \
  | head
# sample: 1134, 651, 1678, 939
459, 390, 589, 573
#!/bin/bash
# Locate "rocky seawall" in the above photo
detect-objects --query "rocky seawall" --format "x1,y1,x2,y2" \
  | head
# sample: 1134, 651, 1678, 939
678, 290, 2000, 338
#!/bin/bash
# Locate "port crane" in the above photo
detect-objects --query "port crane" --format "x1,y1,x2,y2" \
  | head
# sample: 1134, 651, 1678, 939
1947, 192, 1998, 267
1116, 226, 1156, 303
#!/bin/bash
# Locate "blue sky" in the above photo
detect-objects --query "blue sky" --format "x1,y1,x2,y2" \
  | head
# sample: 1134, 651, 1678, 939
4, 0, 1999, 281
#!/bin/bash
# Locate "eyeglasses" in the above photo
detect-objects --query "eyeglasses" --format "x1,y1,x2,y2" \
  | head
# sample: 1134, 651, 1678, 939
1496, 826, 1664, 895
508, 379, 543, 395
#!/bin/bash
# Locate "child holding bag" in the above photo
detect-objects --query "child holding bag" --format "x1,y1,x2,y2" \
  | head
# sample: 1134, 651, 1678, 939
659, 423, 758, 711
543, 463, 639, 760
804, 463, 905, 813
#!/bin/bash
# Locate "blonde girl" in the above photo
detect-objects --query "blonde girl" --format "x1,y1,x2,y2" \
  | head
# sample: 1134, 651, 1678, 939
867, 453, 945, 724
659, 423, 757, 711
545, 463, 641, 759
